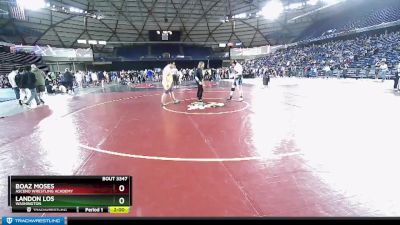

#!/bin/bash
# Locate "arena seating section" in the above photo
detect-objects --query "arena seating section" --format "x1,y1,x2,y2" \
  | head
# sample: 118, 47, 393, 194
0, 50, 48, 77
0, 50, 49, 88
113, 44, 213, 61
246, 30, 400, 79
297, 0, 400, 42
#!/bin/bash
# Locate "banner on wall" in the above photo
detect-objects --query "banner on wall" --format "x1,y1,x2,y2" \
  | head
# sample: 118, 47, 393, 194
10, 45, 93, 62
230, 45, 271, 59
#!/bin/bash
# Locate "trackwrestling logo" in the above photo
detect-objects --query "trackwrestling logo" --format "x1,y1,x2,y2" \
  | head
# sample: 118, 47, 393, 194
2, 217, 64, 225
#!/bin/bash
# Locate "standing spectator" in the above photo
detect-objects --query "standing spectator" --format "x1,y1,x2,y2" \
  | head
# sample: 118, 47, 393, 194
24, 66, 40, 107
263, 70, 270, 88
7, 66, 22, 105
85, 72, 91, 87
379, 59, 388, 82
75, 71, 83, 89
394, 61, 400, 90
91, 71, 98, 86
15, 68, 28, 101
63, 68, 74, 94
98, 71, 105, 88
32, 64, 46, 104
104, 71, 110, 83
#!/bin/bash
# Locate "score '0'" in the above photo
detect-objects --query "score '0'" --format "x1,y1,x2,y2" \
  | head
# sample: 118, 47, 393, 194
119, 185, 125, 192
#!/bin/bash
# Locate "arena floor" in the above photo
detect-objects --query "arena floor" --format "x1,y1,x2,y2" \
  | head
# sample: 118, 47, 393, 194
0, 78, 400, 217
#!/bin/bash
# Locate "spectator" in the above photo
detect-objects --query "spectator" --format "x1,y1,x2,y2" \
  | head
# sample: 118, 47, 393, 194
7, 66, 22, 105
32, 64, 46, 104
24, 66, 41, 107
63, 68, 74, 94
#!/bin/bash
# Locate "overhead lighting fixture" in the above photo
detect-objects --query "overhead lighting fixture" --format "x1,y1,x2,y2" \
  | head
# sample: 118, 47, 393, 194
77, 40, 87, 44
287, 2, 304, 10
260, 0, 284, 20
322, 0, 344, 5
219, 43, 226, 48
98, 41, 107, 45
307, 0, 319, 5
88, 40, 97, 45
16, 0, 46, 11
233, 13, 247, 19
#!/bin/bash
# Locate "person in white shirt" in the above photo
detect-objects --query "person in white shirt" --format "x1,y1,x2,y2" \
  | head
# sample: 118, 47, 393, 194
91, 71, 98, 86
75, 71, 83, 89
227, 60, 244, 101
7, 67, 22, 105
323, 65, 331, 78
379, 59, 388, 82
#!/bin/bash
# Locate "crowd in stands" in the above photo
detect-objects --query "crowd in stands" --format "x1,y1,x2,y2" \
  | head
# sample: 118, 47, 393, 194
244, 31, 400, 84
1, 49, 48, 88
0, 74, 10, 88
297, 0, 400, 42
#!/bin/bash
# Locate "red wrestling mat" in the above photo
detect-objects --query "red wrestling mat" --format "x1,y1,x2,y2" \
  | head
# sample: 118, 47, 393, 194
1, 80, 400, 217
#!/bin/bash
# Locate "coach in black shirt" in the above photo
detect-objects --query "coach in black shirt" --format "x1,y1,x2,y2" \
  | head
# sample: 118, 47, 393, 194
195, 61, 205, 102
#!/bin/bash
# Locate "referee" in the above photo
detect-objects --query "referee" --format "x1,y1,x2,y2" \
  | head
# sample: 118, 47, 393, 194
195, 61, 205, 102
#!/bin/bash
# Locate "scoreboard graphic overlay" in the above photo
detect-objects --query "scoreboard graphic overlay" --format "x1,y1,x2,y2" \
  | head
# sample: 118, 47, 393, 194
8, 176, 132, 214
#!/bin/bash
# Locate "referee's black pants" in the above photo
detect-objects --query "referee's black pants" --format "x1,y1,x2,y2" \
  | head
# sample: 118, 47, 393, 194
394, 73, 399, 89
197, 83, 203, 100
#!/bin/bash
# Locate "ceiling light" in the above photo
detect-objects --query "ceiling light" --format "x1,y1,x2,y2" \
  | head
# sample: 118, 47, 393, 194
16, 0, 46, 11
260, 0, 284, 20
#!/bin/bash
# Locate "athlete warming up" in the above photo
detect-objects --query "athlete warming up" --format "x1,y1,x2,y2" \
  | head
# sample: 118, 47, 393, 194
227, 60, 244, 101
161, 63, 180, 107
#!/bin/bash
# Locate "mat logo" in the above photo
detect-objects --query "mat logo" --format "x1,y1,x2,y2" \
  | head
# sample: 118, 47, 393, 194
187, 102, 225, 111
6, 217, 12, 225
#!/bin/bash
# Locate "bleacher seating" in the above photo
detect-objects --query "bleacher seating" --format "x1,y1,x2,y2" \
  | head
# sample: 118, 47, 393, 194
245, 30, 400, 79
182, 46, 212, 60
150, 44, 181, 59
116, 45, 149, 60
114, 44, 213, 60
297, 0, 400, 42
0, 51, 48, 79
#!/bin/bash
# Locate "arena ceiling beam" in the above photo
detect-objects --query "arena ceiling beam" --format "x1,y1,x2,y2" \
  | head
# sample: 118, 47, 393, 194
237, 19, 271, 45
107, 1, 143, 41
167, 0, 193, 42
199, 0, 218, 44
182, 0, 224, 42
32, 15, 78, 45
